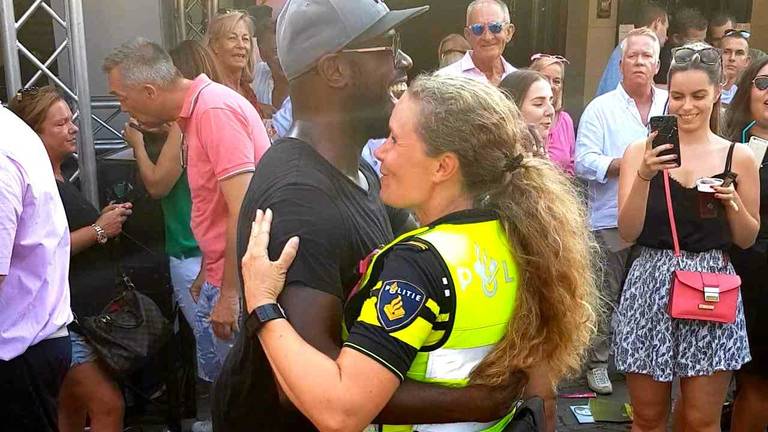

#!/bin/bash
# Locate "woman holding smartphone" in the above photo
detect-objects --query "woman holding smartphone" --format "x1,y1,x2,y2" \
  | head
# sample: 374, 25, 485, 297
615, 42, 760, 431
724, 55, 768, 432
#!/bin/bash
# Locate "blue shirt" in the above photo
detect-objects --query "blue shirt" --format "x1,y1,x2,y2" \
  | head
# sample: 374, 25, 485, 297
575, 84, 668, 230
272, 97, 385, 175
273, 96, 293, 138
595, 44, 623, 97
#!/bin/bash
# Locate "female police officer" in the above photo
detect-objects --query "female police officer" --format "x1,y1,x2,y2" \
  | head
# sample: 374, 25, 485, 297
240, 75, 598, 432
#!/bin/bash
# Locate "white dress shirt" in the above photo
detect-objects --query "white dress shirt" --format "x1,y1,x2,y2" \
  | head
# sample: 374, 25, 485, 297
436, 51, 516, 85
575, 84, 669, 230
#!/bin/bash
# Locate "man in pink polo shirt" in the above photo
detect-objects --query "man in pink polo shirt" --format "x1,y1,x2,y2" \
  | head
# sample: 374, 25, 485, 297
103, 38, 269, 383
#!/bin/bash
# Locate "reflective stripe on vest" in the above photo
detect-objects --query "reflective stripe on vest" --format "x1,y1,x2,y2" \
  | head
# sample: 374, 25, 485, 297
359, 218, 519, 432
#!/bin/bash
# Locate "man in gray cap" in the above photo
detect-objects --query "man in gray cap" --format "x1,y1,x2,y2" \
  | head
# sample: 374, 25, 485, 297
212, 1, 522, 430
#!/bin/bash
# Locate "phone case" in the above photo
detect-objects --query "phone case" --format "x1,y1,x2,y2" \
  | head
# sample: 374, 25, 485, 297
650, 116, 681, 166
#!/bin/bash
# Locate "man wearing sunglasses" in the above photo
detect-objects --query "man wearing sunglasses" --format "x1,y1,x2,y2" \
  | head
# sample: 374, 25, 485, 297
212, 1, 523, 431
437, 0, 516, 86
721, 29, 751, 105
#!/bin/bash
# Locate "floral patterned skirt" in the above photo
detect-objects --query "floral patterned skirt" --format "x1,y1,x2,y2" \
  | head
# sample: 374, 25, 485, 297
612, 246, 750, 382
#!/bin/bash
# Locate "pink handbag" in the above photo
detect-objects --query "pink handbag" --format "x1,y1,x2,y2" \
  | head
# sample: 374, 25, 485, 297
662, 170, 741, 324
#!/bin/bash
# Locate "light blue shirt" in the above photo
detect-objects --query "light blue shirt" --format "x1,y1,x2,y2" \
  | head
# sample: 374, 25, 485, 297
272, 96, 385, 175
595, 44, 623, 97
251, 61, 274, 107
575, 84, 669, 230
721, 84, 738, 105
273, 96, 293, 138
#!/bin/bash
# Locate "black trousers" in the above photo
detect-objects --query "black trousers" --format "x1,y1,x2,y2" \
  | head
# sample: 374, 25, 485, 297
0, 335, 71, 432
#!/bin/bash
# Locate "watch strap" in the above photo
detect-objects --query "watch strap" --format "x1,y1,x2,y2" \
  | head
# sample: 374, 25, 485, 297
246, 303, 286, 338
92, 224, 108, 244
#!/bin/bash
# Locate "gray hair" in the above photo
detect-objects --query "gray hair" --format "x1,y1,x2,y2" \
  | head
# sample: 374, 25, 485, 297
102, 38, 180, 87
467, 0, 511, 24
620, 27, 661, 61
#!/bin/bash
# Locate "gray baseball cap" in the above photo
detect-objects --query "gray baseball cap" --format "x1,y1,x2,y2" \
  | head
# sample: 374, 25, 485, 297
277, 0, 429, 80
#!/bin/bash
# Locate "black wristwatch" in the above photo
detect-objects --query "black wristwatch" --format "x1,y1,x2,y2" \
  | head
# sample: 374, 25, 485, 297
245, 303, 286, 338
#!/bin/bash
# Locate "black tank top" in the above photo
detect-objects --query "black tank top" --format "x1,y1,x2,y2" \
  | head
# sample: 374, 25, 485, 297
637, 143, 735, 252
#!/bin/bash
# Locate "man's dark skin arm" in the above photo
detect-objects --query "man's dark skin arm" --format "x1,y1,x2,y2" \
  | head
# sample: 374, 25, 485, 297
274, 285, 524, 423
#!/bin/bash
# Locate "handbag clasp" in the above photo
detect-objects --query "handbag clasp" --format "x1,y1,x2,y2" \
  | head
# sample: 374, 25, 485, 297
703, 286, 720, 303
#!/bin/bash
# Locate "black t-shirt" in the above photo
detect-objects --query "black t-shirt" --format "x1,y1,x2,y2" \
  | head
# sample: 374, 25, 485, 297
57, 180, 119, 319
212, 138, 411, 431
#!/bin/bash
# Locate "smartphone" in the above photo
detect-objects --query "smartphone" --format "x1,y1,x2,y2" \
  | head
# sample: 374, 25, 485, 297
649, 115, 681, 167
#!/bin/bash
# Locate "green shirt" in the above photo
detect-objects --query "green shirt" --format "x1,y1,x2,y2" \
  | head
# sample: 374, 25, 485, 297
161, 174, 201, 259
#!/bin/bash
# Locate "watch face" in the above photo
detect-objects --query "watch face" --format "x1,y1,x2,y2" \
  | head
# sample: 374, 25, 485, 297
247, 303, 285, 338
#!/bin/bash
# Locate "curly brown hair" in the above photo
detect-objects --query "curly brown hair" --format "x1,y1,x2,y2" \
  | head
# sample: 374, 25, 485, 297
407, 74, 599, 387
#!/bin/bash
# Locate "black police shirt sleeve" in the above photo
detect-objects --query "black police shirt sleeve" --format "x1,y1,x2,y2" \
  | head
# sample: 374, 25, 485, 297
343, 244, 446, 380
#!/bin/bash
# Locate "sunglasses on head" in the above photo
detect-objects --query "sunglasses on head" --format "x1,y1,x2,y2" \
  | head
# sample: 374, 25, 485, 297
530, 53, 570, 64
723, 29, 751, 39
754, 75, 768, 91
671, 47, 721, 65
466, 21, 507, 37
15, 86, 40, 102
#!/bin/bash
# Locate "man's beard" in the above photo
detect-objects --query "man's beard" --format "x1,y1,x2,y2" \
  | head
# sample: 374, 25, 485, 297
346, 80, 393, 140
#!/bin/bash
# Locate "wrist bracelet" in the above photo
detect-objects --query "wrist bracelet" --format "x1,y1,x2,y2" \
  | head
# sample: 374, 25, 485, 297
637, 170, 652, 182
92, 224, 108, 244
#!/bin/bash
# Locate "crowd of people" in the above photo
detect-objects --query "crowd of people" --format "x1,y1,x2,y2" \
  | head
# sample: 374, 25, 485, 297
0, 0, 767, 431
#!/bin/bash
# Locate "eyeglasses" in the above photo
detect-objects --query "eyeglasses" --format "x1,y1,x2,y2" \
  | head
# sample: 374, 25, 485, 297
466, 21, 507, 37
341, 33, 401, 66
754, 75, 768, 91
530, 53, 570, 65
671, 47, 721, 65
723, 29, 751, 39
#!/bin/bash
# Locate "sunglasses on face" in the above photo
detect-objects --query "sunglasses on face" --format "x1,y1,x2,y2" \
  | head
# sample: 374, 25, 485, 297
723, 29, 751, 39
341, 33, 401, 66
530, 53, 570, 64
671, 47, 721, 65
466, 21, 507, 37
754, 75, 768, 91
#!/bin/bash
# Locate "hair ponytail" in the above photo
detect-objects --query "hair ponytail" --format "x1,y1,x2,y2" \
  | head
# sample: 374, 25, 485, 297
471, 156, 599, 385
408, 74, 599, 387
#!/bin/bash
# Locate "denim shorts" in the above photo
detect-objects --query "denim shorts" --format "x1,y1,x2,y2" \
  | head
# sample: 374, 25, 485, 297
69, 330, 97, 367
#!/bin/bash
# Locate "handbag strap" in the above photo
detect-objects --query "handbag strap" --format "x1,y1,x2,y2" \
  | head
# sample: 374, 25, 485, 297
662, 169, 681, 258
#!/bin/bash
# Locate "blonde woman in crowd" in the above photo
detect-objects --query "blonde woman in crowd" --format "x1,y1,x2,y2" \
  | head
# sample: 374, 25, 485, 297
205, 10, 262, 113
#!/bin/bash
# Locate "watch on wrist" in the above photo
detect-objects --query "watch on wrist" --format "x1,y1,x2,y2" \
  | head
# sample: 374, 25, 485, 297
246, 303, 286, 338
92, 224, 108, 244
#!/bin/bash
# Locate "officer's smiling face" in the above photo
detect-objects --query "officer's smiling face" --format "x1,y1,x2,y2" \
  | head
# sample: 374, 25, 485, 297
374, 91, 441, 210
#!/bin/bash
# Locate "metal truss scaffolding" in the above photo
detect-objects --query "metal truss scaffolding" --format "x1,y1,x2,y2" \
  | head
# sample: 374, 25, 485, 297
1, 0, 98, 205
175, 0, 218, 42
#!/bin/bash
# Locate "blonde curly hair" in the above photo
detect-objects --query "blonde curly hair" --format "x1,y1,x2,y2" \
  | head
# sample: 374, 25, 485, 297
407, 74, 599, 386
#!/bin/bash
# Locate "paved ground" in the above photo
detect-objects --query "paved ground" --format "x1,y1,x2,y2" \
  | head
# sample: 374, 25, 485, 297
557, 370, 632, 431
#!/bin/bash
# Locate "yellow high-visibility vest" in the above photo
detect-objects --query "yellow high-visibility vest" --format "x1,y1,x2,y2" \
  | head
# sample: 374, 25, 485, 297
353, 217, 520, 432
